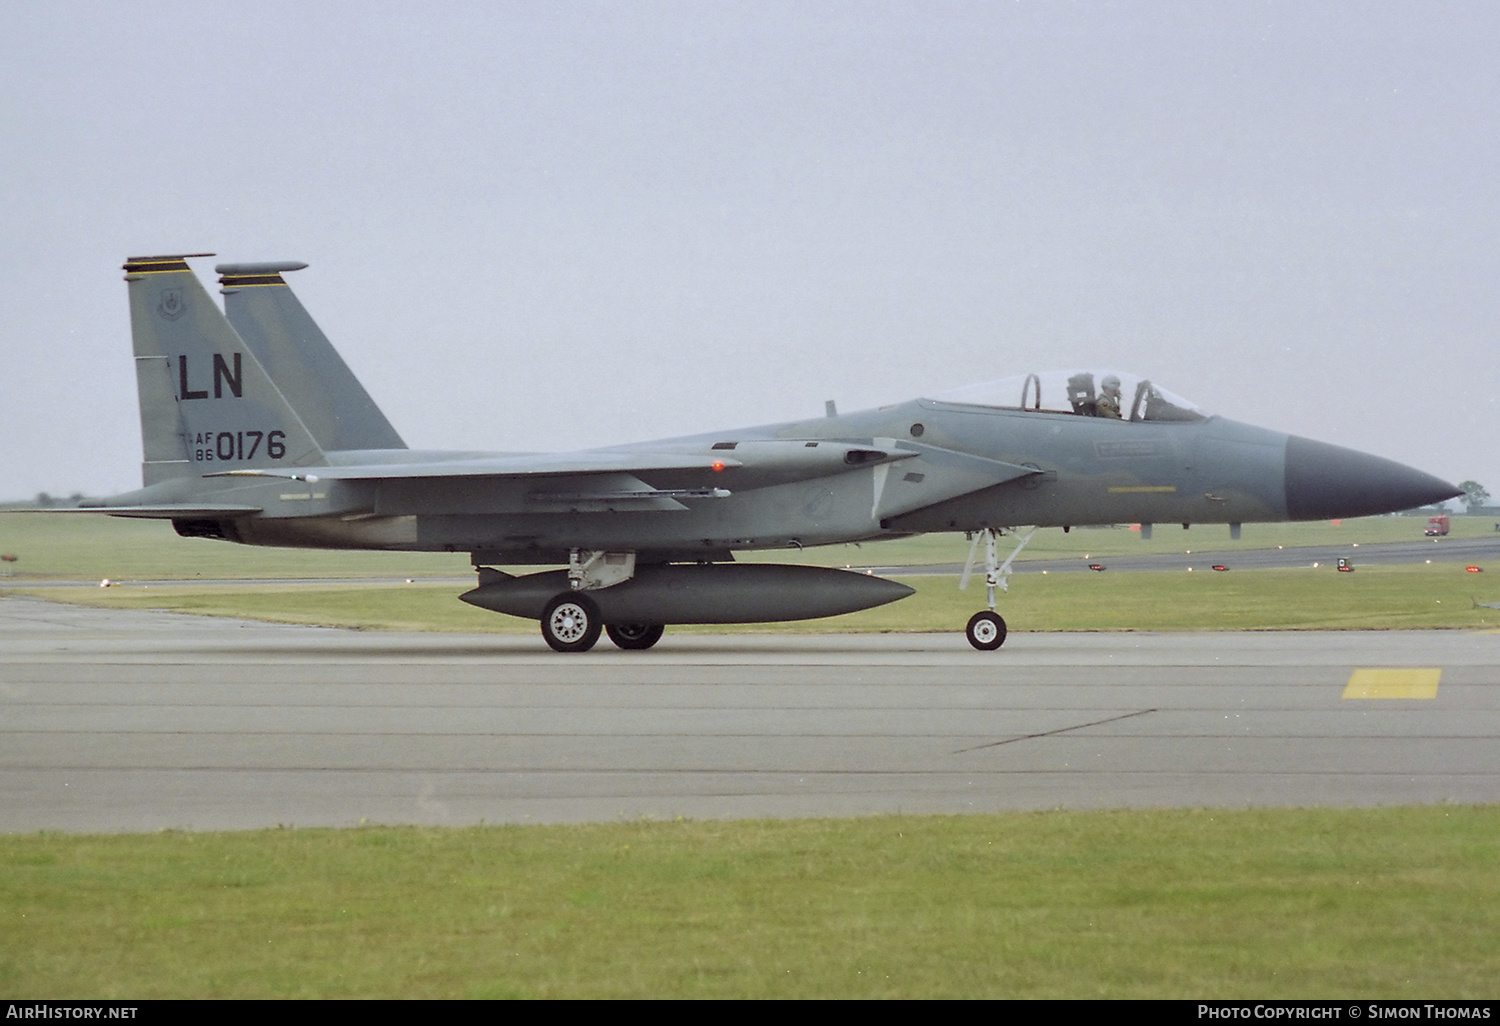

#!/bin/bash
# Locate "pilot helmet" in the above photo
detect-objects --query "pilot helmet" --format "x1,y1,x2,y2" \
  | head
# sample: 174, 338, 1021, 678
1101, 374, 1121, 394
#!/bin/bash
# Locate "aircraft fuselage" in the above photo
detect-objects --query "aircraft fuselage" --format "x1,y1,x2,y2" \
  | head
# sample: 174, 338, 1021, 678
161, 399, 1440, 565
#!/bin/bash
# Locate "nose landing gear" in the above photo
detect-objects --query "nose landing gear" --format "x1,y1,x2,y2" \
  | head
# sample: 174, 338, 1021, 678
959, 527, 1033, 651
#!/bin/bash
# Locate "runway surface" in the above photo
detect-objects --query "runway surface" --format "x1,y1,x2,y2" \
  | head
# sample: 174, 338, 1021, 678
2, 594, 1497, 833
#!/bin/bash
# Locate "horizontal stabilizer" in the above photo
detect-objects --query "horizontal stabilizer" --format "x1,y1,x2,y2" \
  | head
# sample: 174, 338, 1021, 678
17, 503, 265, 519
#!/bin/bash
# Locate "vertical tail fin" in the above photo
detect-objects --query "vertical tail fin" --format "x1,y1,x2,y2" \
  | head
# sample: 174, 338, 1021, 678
123, 254, 325, 486
218, 262, 407, 452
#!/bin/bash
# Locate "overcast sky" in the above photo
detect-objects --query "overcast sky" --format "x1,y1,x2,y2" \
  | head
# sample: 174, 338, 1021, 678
2, 1, 1495, 501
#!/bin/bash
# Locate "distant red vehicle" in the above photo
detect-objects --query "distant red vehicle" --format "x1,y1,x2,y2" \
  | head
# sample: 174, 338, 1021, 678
1425, 515, 1450, 537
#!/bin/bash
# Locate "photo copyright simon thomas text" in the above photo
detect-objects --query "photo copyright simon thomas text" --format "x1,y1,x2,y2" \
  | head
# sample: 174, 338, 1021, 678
1199, 1007, 1492, 1020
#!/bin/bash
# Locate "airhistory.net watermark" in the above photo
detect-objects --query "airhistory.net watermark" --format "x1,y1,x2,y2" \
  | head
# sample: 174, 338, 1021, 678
5, 1007, 137, 1020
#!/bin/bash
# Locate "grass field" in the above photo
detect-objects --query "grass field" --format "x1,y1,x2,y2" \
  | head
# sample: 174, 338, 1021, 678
3, 808, 1497, 999
2, 510, 1493, 581
0, 512, 473, 581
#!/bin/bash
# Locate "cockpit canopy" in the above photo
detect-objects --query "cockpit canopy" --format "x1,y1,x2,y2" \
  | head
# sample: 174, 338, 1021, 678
928, 370, 1204, 423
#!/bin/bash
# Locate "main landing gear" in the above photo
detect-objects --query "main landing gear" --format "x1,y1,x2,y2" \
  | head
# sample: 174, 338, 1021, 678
959, 527, 1034, 651
538, 594, 667, 653
605, 623, 665, 650
541, 593, 602, 653
539, 550, 668, 652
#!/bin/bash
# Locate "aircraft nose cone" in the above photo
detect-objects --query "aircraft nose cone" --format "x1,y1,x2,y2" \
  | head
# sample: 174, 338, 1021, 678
1284, 436, 1461, 520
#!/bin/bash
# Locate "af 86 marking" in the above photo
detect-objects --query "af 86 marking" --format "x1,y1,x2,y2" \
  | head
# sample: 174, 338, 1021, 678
190, 430, 286, 462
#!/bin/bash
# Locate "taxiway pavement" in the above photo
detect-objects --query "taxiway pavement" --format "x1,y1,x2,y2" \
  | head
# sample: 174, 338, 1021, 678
2, 595, 1496, 833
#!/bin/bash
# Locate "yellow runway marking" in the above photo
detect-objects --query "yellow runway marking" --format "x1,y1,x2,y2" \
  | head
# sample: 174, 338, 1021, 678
1342, 669, 1441, 700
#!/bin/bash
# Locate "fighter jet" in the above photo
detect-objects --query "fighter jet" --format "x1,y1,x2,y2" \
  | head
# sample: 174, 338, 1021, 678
64, 254, 1460, 651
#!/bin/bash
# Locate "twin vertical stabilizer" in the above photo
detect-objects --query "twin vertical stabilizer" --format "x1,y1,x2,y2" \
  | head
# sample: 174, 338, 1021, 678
123, 255, 325, 485
219, 262, 406, 452
124, 255, 405, 489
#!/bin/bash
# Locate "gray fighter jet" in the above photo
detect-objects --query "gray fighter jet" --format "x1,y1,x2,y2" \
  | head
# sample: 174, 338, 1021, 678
69, 254, 1459, 651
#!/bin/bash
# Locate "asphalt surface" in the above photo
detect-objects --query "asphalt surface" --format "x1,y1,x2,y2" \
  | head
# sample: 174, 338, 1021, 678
3, 595, 1496, 833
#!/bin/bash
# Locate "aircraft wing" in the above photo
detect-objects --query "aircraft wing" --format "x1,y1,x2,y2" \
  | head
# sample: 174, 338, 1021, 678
206, 440, 926, 489
207, 450, 744, 482
38, 441, 1035, 523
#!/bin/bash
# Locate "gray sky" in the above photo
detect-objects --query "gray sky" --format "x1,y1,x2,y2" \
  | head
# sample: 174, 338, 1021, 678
2, 1, 1495, 501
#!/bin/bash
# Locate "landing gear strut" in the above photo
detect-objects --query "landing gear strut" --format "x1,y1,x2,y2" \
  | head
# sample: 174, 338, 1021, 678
959, 527, 1034, 651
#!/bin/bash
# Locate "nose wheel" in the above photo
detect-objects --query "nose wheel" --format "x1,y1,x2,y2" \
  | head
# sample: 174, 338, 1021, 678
965, 610, 1007, 650
541, 593, 603, 652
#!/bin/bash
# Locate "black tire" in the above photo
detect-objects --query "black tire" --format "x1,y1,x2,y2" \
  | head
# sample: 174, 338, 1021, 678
541, 592, 602, 653
965, 610, 1007, 651
606, 623, 665, 651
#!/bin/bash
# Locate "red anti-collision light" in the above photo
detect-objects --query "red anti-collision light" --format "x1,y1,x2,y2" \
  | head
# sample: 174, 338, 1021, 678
711, 461, 725, 472
1467, 566, 1483, 573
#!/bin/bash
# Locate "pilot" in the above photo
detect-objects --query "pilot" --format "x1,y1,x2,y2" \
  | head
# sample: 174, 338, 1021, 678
1094, 375, 1123, 419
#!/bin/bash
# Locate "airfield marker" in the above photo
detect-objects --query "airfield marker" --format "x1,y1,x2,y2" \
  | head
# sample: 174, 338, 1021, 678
1342, 669, 1440, 700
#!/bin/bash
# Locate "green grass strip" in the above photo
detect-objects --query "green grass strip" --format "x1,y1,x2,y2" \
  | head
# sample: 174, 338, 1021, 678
3, 808, 1497, 998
